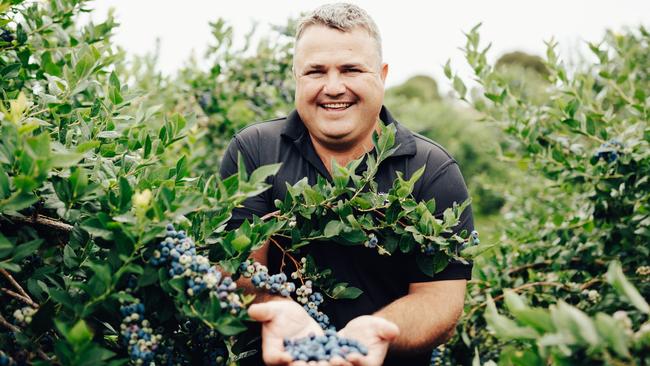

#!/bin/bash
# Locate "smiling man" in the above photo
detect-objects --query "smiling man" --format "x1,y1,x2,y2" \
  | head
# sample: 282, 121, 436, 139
220, 3, 473, 366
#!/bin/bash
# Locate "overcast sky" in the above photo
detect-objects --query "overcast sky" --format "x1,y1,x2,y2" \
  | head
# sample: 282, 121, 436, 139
89, 1, 649, 89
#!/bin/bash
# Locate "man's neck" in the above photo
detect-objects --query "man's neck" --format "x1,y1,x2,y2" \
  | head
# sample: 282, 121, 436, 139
309, 128, 379, 174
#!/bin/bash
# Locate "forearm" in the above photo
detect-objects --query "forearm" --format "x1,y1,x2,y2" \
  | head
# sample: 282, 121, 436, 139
374, 280, 466, 354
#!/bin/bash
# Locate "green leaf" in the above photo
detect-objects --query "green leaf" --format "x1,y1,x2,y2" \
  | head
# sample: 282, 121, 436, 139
216, 317, 247, 336
118, 176, 132, 211
249, 163, 281, 185
0, 232, 14, 259
503, 290, 526, 312
484, 295, 538, 340
65, 319, 93, 347
416, 255, 434, 277
11, 238, 43, 262
323, 220, 344, 238
231, 235, 251, 251
594, 313, 631, 358
606, 261, 650, 314
25, 133, 51, 161
137, 266, 159, 287
461, 242, 496, 259
0, 262, 21, 272
443, 59, 452, 79
1, 192, 38, 211
63, 245, 80, 268
51, 152, 83, 168
331, 284, 363, 299
551, 301, 600, 346
453, 75, 467, 99
0, 165, 9, 199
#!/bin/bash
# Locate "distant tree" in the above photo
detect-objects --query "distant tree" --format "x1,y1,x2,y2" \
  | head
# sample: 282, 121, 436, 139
495, 51, 549, 77
386, 74, 440, 102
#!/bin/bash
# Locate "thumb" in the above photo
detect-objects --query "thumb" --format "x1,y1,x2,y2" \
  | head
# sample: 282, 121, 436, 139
375, 319, 400, 341
248, 303, 277, 323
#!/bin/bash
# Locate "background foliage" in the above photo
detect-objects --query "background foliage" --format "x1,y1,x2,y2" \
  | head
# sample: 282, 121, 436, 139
0, 0, 648, 365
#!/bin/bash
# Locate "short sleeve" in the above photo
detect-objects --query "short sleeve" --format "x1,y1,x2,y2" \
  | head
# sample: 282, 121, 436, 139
407, 161, 474, 282
220, 136, 273, 229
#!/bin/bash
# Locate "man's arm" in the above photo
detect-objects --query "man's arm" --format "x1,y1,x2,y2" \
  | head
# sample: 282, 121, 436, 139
374, 279, 466, 353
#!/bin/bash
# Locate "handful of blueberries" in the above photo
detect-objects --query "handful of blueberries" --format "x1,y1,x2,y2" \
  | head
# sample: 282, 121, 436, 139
284, 330, 368, 362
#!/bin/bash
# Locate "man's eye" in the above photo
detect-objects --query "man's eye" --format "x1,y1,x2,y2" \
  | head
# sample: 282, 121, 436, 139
344, 69, 361, 73
305, 70, 323, 76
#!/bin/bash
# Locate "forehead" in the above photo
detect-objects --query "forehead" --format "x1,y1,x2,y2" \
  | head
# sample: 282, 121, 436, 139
294, 25, 379, 66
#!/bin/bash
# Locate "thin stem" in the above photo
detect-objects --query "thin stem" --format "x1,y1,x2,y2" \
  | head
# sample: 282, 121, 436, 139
1, 287, 38, 308
0, 268, 33, 303
269, 237, 303, 286
0, 314, 19, 332
4, 213, 73, 233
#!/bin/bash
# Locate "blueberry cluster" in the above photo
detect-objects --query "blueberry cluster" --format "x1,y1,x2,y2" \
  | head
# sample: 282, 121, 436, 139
290, 257, 307, 280
363, 233, 379, 249
301, 290, 330, 330
151, 224, 244, 314
238, 260, 331, 329
284, 330, 368, 362
119, 300, 162, 365
293, 280, 330, 329
12, 307, 36, 326
239, 260, 296, 297
594, 139, 624, 163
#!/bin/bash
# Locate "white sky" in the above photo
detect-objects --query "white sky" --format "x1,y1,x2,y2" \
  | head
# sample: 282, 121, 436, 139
89, 0, 649, 89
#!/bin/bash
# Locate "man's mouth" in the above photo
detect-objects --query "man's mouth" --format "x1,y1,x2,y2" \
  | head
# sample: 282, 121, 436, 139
319, 102, 354, 111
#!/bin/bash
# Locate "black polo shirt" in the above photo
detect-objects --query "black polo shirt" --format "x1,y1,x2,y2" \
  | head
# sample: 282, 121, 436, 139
220, 106, 473, 366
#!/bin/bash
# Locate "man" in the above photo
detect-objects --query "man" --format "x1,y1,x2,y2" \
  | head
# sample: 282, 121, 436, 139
219, 4, 473, 366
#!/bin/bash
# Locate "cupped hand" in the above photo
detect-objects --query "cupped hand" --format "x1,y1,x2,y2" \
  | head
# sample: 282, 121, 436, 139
337, 315, 399, 366
248, 299, 324, 366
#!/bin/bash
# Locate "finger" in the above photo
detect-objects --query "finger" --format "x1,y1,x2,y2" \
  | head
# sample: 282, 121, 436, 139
261, 335, 293, 365
329, 355, 353, 366
264, 348, 293, 366
290, 361, 308, 366
345, 353, 364, 365
248, 303, 276, 322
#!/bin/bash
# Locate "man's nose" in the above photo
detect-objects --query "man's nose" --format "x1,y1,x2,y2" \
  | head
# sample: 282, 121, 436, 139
322, 72, 346, 96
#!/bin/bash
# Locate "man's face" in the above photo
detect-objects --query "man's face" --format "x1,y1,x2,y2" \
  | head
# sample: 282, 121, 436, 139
293, 25, 388, 149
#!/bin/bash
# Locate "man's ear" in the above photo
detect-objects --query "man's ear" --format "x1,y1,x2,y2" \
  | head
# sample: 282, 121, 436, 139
380, 63, 389, 84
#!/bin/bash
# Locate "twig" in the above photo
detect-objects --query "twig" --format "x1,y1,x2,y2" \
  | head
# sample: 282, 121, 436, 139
3, 213, 73, 232
507, 257, 606, 276
36, 349, 51, 362
507, 260, 552, 276
1, 287, 38, 308
580, 277, 604, 290
269, 237, 303, 285
0, 268, 33, 302
260, 210, 280, 222
0, 313, 19, 332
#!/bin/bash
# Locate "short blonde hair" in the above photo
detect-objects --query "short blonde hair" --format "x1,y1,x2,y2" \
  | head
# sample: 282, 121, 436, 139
295, 3, 382, 61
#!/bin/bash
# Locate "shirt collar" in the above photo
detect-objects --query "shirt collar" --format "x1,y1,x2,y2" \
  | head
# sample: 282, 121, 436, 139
280, 106, 417, 157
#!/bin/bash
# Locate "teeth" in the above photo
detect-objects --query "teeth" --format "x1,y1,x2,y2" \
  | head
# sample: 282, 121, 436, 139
322, 103, 351, 109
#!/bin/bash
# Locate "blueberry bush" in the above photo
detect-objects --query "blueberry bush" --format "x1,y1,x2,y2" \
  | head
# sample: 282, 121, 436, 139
442, 25, 650, 365
0, 1, 477, 365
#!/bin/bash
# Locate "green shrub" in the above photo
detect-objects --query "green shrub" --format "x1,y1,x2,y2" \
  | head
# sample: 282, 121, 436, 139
445, 24, 649, 365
